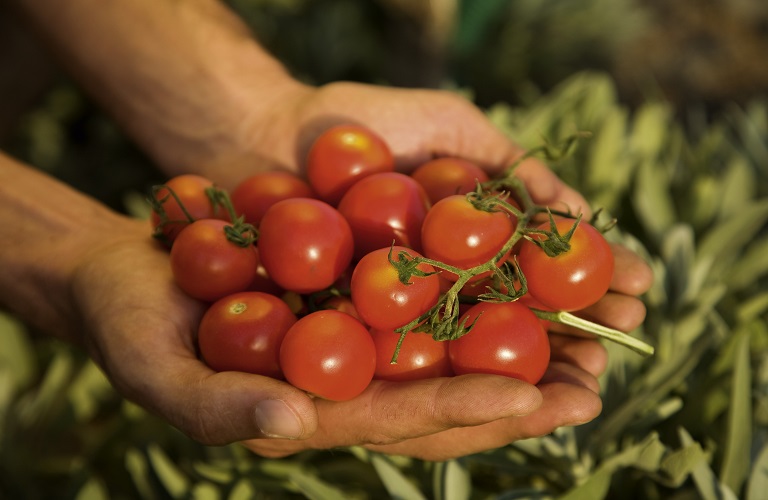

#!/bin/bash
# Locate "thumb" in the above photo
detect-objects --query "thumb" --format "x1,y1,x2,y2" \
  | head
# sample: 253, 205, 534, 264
132, 357, 319, 445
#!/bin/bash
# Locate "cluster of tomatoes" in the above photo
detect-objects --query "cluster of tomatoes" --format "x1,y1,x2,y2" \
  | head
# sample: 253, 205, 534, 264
149, 124, 615, 402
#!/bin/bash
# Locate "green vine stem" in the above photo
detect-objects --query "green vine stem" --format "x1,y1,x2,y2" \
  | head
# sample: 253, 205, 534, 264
535, 310, 655, 356
387, 133, 655, 362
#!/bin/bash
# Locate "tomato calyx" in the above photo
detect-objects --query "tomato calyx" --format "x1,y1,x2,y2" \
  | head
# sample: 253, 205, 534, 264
386, 170, 655, 358
523, 212, 581, 258
386, 245, 440, 286
202, 186, 258, 248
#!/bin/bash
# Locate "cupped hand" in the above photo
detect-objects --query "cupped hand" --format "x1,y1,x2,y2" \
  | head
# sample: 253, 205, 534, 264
67, 216, 615, 461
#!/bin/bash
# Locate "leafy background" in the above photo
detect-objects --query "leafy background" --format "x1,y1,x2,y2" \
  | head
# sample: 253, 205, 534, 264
1, 0, 768, 498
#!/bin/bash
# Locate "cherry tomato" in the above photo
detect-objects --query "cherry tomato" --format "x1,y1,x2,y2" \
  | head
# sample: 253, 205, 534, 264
449, 301, 550, 384
410, 157, 489, 204
305, 124, 395, 206
150, 174, 227, 244
231, 170, 316, 226
351, 246, 440, 331
517, 218, 614, 312
316, 295, 364, 323
247, 248, 284, 296
279, 310, 376, 401
421, 194, 516, 282
258, 198, 354, 294
170, 219, 258, 302
198, 291, 297, 378
371, 328, 452, 382
338, 172, 431, 260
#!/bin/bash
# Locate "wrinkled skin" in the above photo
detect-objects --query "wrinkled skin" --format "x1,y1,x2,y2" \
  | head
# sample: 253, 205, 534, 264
5, 0, 654, 462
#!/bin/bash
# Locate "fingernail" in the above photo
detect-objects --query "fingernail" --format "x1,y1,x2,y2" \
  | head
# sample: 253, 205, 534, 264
254, 399, 304, 439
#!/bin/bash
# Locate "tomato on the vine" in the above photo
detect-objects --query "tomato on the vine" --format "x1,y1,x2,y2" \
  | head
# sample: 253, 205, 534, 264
410, 157, 489, 204
198, 291, 297, 378
150, 174, 227, 244
170, 219, 257, 302
257, 198, 354, 294
371, 328, 452, 382
351, 246, 440, 331
421, 194, 517, 282
517, 218, 614, 312
338, 172, 431, 260
305, 124, 395, 206
279, 310, 376, 401
449, 301, 550, 385
231, 170, 316, 226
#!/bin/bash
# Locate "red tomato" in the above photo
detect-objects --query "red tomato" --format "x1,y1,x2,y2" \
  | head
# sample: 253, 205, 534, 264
421, 194, 517, 282
410, 157, 489, 204
170, 219, 258, 302
351, 246, 440, 331
197, 291, 297, 378
317, 295, 364, 324
279, 310, 376, 401
517, 218, 614, 311
247, 248, 284, 296
150, 174, 227, 244
305, 124, 395, 206
231, 170, 316, 226
337, 172, 431, 260
449, 301, 550, 384
371, 328, 452, 382
258, 198, 354, 294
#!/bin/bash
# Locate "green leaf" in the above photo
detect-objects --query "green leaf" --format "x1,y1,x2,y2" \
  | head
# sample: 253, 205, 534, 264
718, 156, 757, 218
560, 433, 666, 500
433, 459, 472, 500
17, 349, 74, 427
147, 443, 190, 498
697, 199, 768, 277
75, 477, 108, 500
629, 101, 671, 160
719, 326, 753, 493
67, 361, 114, 422
371, 454, 427, 500
727, 236, 768, 291
632, 159, 677, 244
660, 429, 707, 487
289, 469, 349, 500
125, 447, 155, 500
0, 312, 36, 390
676, 428, 739, 500
747, 441, 768, 500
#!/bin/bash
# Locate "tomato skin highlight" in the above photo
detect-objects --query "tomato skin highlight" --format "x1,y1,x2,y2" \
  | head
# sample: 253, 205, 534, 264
371, 328, 452, 382
170, 219, 258, 302
449, 301, 550, 385
421, 194, 516, 282
306, 124, 395, 206
198, 291, 297, 378
517, 219, 614, 312
338, 172, 431, 260
257, 198, 354, 294
351, 246, 441, 331
231, 170, 316, 226
410, 157, 489, 204
279, 310, 376, 401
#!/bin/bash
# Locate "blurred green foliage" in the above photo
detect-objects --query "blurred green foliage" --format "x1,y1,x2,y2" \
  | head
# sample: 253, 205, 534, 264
2, 0, 767, 498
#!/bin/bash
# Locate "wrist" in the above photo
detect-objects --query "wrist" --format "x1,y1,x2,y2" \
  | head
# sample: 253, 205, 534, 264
0, 155, 146, 344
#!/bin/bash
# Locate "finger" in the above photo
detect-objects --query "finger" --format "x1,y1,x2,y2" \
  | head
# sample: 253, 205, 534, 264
513, 156, 592, 218
243, 373, 543, 458
361, 363, 602, 461
610, 243, 655, 296
97, 312, 320, 445
548, 334, 608, 378
548, 292, 648, 337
